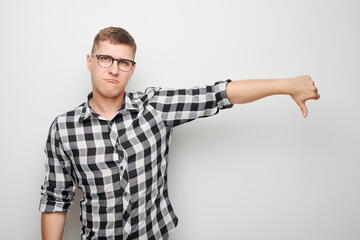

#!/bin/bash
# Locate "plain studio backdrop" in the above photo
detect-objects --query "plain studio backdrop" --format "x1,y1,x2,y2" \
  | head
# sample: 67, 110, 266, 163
0, 0, 359, 239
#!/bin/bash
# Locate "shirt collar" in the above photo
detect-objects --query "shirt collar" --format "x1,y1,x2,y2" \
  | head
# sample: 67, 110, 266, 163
78, 92, 142, 123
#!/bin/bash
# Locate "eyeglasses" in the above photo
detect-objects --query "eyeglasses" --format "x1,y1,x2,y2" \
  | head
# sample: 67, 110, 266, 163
91, 54, 136, 72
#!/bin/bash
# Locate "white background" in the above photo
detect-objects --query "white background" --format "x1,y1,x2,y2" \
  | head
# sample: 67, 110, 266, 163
0, 0, 359, 239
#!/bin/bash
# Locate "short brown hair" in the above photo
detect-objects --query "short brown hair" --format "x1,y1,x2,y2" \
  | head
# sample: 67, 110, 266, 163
91, 27, 137, 55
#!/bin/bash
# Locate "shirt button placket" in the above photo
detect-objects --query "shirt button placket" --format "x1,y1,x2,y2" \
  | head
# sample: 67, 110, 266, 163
118, 152, 132, 237
108, 121, 118, 150
108, 118, 132, 237
121, 169, 132, 238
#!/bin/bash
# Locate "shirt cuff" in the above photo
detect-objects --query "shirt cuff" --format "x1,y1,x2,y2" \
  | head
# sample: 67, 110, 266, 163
214, 79, 234, 109
39, 187, 74, 213
39, 199, 71, 213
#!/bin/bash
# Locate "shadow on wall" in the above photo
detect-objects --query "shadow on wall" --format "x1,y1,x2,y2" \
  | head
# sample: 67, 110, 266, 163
63, 188, 83, 238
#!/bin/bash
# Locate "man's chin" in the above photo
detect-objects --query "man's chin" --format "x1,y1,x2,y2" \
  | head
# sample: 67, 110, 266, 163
96, 90, 125, 100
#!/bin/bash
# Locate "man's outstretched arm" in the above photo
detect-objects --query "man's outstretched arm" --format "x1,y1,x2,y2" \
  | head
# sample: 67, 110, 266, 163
226, 75, 320, 118
41, 212, 66, 240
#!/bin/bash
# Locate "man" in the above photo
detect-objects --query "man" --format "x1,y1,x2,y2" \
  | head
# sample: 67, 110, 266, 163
39, 27, 320, 240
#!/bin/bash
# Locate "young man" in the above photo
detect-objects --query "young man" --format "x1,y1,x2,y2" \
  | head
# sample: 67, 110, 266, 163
39, 27, 320, 240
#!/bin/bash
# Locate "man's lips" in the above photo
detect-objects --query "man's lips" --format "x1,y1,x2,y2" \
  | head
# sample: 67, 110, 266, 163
104, 78, 119, 83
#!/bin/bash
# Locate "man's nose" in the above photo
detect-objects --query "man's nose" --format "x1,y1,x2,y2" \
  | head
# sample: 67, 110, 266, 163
109, 61, 120, 75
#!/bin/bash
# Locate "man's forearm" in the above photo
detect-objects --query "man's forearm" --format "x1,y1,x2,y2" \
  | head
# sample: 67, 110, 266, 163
226, 78, 289, 104
226, 75, 320, 117
41, 212, 66, 240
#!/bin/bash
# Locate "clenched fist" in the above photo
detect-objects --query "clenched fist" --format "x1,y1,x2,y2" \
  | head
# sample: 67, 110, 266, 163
286, 75, 320, 118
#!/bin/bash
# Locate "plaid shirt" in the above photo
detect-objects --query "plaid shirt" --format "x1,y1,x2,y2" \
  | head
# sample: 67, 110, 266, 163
39, 80, 233, 240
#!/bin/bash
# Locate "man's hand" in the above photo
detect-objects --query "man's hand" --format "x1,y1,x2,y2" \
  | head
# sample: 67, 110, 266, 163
226, 75, 320, 118
285, 75, 320, 118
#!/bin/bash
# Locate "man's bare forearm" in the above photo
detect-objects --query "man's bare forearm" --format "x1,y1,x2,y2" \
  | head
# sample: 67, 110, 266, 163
226, 78, 288, 104
226, 75, 320, 117
41, 212, 66, 240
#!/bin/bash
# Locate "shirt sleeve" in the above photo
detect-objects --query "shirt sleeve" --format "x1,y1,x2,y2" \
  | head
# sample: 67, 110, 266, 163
39, 118, 77, 213
148, 79, 234, 128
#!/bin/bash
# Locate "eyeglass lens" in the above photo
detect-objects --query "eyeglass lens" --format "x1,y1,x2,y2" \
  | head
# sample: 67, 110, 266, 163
98, 56, 133, 72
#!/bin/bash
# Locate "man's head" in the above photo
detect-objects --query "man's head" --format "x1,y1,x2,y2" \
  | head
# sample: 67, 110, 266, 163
91, 27, 137, 56
87, 27, 137, 102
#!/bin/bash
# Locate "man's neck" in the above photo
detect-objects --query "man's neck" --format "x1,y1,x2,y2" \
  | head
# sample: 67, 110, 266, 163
89, 92, 125, 121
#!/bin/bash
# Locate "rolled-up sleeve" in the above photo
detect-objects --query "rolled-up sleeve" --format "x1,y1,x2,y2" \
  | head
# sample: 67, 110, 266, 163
148, 79, 233, 127
39, 118, 76, 213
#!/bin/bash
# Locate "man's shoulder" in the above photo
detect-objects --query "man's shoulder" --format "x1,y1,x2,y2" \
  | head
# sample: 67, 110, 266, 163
125, 87, 162, 109
50, 102, 86, 127
129, 87, 162, 99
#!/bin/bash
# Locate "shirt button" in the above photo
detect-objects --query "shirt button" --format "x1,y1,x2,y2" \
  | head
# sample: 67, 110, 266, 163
120, 166, 124, 170
124, 192, 128, 197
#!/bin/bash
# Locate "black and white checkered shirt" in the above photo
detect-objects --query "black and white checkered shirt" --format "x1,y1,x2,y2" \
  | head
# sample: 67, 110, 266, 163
39, 80, 233, 240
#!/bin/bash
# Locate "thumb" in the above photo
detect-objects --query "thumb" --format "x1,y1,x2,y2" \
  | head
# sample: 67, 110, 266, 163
299, 102, 308, 118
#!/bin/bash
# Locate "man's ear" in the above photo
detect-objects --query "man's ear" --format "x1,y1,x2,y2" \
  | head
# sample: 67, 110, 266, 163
129, 63, 136, 77
86, 54, 92, 71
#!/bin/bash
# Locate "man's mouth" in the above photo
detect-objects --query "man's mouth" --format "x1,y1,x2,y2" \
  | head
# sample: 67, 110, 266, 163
104, 78, 119, 83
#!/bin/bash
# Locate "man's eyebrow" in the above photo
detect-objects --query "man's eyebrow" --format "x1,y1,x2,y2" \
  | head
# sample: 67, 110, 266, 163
96, 54, 132, 60
93, 53, 110, 56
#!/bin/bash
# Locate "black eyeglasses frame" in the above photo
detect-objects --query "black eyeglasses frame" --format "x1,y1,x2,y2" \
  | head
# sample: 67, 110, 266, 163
91, 54, 136, 72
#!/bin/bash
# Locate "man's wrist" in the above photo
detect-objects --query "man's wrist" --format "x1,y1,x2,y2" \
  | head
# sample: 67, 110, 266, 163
277, 78, 292, 95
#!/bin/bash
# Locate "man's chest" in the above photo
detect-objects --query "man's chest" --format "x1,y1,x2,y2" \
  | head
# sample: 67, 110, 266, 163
59, 106, 171, 182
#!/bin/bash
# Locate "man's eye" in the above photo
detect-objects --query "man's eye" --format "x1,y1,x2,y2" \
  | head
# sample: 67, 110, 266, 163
100, 56, 111, 62
119, 60, 130, 66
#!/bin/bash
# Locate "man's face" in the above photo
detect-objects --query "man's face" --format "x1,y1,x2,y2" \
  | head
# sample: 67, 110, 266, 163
86, 40, 136, 100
